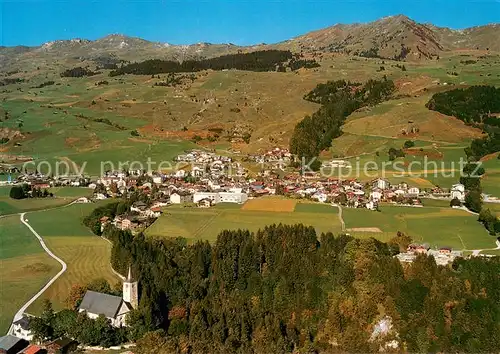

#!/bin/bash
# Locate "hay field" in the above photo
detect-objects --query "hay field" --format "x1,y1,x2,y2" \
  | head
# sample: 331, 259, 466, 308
146, 199, 341, 242
23, 203, 119, 313
342, 205, 496, 250
242, 197, 296, 212
0, 215, 59, 334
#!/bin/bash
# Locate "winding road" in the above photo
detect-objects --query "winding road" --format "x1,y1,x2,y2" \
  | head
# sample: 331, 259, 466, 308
7, 213, 67, 334
332, 203, 346, 231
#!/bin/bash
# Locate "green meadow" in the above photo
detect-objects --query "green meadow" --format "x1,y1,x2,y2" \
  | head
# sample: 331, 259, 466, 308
342, 205, 496, 250
25, 202, 119, 313
0, 215, 59, 334
146, 202, 341, 243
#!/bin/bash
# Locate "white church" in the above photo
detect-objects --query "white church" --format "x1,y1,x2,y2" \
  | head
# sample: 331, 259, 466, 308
78, 267, 138, 327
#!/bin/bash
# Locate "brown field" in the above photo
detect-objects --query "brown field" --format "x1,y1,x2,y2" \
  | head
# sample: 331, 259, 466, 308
407, 177, 436, 188
241, 197, 297, 212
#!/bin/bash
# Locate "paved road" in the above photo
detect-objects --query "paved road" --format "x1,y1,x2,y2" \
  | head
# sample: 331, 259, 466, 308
332, 203, 346, 231
8, 213, 67, 334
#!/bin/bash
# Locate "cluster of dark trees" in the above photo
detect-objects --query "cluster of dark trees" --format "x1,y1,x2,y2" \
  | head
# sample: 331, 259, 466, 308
387, 140, 415, 161
83, 200, 131, 235
478, 208, 500, 235
75, 113, 127, 131
94, 223, 500, 353
388, 147, 406, 161
109, 50, 319, 76
287, 58, 320, 71
461, 161, 484, 214
153, 73, 196, 87
32, 80, 55, 88
0, 77, 25, 86
60, 67, 100, 78
465, 132, 500, 161
460, 163, 500, 234
357, 47, 381, 59
9, 184, 53, 200
289, 78, 395, 166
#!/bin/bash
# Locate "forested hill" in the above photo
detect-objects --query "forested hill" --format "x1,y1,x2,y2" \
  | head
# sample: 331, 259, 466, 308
426, 86, 500, 127
102, 222, 500, 353
108, 50, 319, 76
426, 85, 500, 160
289, 78, 395, 167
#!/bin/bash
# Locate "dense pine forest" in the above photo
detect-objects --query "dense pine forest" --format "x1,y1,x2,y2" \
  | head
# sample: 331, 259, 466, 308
99, 218, 500, 353
426, 86, 500, 126
289, 78, 395, 167
108, 50, 318, 76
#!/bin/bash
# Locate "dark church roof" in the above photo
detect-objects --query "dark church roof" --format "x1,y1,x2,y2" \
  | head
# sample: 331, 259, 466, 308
13, 315, 30, 330
79, 291, 126, 318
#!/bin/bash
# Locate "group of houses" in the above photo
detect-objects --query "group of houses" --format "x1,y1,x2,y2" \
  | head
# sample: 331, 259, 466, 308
395, 243, 463, 266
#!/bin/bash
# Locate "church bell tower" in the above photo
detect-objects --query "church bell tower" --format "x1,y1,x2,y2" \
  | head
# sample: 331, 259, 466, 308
123, 266, 138, 309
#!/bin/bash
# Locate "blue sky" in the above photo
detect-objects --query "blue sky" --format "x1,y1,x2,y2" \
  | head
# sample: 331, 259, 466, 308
1, 0, 499, 46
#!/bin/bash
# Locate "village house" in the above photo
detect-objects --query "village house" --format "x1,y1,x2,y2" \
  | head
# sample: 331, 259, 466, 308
79, 268, 138, 327
450, 184, 466, 201
146, 206, 162, 218
100, 216, 110, 232
370, 189, 383, 202
372, 178, 390, 190
130, 201, 148, 213
170, 192, 193, 204
197, 198, 213, 208
10, 316, 33, 341
21, 344, 43, 354
407, 187, 420, 196
75, 196, 92, 204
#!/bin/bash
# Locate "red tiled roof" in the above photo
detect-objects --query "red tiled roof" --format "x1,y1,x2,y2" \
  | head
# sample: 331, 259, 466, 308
24, 345, 42, 354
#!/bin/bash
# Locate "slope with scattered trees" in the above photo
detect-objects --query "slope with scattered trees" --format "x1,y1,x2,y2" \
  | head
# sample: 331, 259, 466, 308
289, 78, 395, 168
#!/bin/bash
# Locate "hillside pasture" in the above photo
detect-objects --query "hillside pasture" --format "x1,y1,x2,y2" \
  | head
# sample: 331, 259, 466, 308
342, 205, 496, 250
0, 215, 59, 334
146, 200, 341, 242
24, 203, 119, 313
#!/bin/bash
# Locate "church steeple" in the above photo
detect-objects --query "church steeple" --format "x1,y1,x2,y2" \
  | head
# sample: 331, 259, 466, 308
123, 265, 138, 309
127, 266, 132, 281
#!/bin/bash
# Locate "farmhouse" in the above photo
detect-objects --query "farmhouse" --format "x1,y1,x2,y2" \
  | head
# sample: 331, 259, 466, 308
75, 197, 92, 204
450, 184, 465, 201
197, 198, 213, 208
11, 315, 33, 341
79, 268, 138, 327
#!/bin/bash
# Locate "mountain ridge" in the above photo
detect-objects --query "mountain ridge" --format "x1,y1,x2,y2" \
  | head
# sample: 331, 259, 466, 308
1, 15, 499, 70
